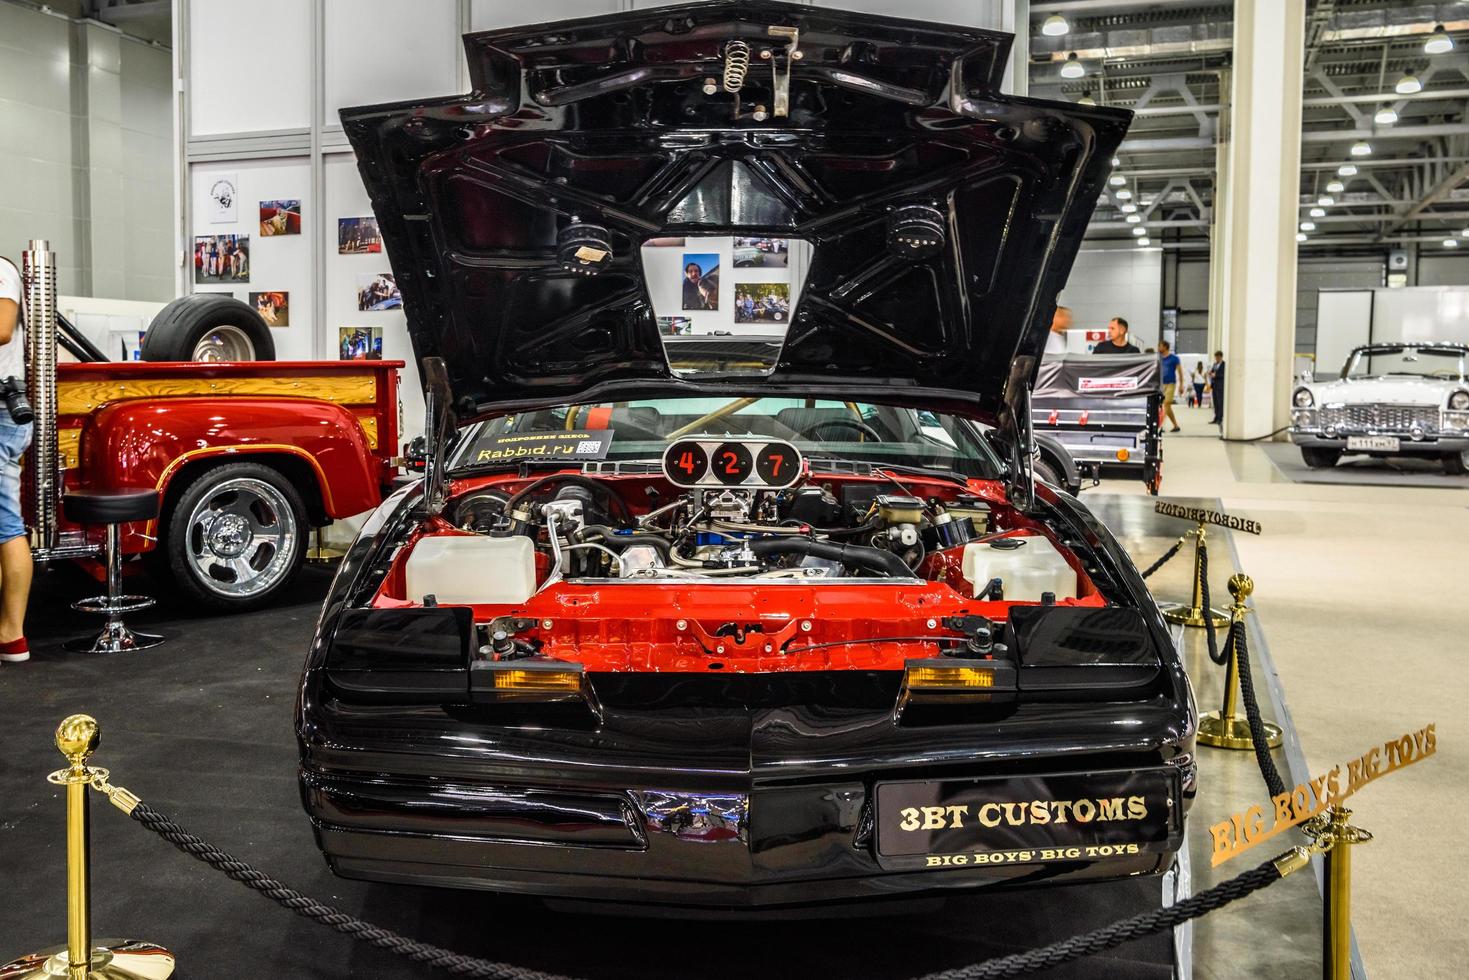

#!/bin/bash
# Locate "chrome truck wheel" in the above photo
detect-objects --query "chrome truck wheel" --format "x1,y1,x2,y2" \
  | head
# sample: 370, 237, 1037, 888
162, 462, 308, 611
190, 324, 257, 362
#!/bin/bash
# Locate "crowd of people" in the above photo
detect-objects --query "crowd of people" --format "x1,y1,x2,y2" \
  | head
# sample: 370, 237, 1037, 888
1047, 306, 1228, 429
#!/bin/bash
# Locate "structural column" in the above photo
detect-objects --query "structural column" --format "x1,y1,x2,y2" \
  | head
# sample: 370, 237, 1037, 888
1220, 0, 1306, 439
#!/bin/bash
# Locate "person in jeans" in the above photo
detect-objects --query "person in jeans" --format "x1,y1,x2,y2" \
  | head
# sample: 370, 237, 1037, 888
0, 256, 33, 663
1191, 360, 1207, 407
1157, 340, 1182, 433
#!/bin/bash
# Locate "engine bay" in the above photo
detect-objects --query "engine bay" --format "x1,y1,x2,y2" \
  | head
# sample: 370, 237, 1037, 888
367, 440, 1115, 674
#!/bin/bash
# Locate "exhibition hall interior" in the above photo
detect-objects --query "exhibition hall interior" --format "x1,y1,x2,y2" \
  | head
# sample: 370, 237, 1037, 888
1, 0, 1465, 978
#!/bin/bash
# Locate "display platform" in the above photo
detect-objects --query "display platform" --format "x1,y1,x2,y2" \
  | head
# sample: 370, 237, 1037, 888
1257, 442, 1469, 489
0, 497, 1340, 980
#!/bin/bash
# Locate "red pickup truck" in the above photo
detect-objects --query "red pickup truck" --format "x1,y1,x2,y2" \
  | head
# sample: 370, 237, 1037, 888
21, 247, 405, 612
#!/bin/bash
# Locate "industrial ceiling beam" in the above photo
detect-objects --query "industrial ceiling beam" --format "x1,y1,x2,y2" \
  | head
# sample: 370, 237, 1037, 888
1378, 161, 1469, 237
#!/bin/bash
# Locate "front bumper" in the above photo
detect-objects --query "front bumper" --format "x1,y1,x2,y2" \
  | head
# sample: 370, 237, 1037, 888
1290, 430, 1469, 453
298, 692, 1193, 908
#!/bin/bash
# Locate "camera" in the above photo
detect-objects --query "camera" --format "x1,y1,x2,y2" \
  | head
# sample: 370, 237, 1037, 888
0, 377, 34, 425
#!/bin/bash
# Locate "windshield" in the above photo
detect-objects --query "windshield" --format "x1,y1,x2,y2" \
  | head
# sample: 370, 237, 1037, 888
1345, 346, 1467, 380
451, 398, 1003, 480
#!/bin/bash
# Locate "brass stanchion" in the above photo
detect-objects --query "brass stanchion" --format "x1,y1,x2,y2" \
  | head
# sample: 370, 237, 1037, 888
1307, 806, 1372, 980
1196, 574, 1283, 749
0, 716, 174, 980
1159, 522, 1231, 627
305, 526, 344, 565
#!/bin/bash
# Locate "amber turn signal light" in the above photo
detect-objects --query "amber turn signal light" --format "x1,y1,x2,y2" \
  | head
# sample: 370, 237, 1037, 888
1116, 448, 1131, 462
898, 657, 1017, 711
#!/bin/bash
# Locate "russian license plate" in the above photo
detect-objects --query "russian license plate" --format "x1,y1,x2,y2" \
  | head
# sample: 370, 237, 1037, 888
1346, 436, 1399, 452
874, 768, 1181, 871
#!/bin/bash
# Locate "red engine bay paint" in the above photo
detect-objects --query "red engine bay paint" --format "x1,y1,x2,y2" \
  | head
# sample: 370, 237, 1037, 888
372, 469, 1104, 673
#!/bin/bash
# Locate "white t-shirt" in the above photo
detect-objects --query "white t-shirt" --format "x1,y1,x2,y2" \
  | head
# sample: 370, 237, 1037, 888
0, 258, 23, 382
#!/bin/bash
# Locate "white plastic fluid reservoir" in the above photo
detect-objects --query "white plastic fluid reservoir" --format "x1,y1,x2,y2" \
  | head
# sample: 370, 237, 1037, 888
961, 534, 1077, 602
404, 535, 537, 605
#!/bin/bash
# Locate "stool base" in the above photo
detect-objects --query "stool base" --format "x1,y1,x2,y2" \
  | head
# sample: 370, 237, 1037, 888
72, 594, 156, 616
64, 621, 165, 655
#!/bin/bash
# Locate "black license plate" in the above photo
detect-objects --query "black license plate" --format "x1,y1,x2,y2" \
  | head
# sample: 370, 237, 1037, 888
874, 768, 1181, 871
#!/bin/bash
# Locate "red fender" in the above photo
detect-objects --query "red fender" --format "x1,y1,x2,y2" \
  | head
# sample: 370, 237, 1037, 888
75, 396, 382, 553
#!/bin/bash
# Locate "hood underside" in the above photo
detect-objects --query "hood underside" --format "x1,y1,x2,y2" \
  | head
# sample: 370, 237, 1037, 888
341, 0, 1129, 422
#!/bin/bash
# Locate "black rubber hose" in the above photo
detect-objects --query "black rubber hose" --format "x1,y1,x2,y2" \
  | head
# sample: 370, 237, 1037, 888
502, 475, 633, 523
746, 537, 912, 577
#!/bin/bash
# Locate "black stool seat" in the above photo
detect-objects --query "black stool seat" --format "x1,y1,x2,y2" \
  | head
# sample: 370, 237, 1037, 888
63, 489, 160, 525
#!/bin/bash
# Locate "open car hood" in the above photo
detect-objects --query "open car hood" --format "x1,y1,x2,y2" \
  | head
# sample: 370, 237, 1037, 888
341, 0, 1129, 423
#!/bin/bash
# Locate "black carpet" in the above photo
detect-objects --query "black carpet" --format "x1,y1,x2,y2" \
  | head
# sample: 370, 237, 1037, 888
0, 563, 1174, 980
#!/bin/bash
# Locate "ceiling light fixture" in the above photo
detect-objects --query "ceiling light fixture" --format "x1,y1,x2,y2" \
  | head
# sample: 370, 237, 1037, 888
1317, 195, 1334, 206
1310, 206, 1326, 218
1461, 227, 1469, 237
1300, 220, 1316, 232
1443, 238, 1460, 248
1138, 237, 1151, 246
1327, 179, 1345, 194
1424, 25, 1454, 55
1337, 163, 1358, 177
1126, 214, 1142, 224
1120, 202, 1138, 213
1395, 68, 1422, 95
1077, 90, 1097, 106
1060, 52, 1085, 79
1109, 173, 1126, 186
1374, 105, 1399, 126
1132, 226, 1147, 236
1111, 156, 1121, 167
1296, 233, 1308, 243
1350, 140, 1372, 156
1115, 188, 1133, 200
1041, 14, 1070, 37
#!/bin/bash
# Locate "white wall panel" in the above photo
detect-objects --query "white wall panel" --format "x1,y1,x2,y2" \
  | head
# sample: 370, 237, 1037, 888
188, 159, 315, 360
471, 0, 620, 32
324, 154, 422, 442
1060, 247, 1164, 349
324, 0, 459, 119
1313, 291, 1371, 374
188, 0, 311, 135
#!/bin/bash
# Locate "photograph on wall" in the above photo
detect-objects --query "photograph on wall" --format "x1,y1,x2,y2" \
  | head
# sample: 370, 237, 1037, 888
356, 273, 402, 311
259, 200, 301, 236
339, 326, 383, 361
338, 216, 382, 254
207, 174, 238, 223
681, 253, 719, 311
645, 237, 686, 248
656, 316, 693, 336
249, 291, 290, 327
733, 237, 789, 268
194, 235, 249, 284
734, 282, 791, 323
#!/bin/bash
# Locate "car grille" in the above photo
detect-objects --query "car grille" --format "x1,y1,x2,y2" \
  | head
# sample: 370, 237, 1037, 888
1317, 403, 1438, 433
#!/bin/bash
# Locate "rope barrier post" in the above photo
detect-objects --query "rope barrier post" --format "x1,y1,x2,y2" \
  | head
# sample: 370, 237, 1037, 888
1304, 806, 1372, 980
0, 715, 175, 980
1197, 575, 1282, 750
305, 526, 345, 564
1159, 522, 1231, 628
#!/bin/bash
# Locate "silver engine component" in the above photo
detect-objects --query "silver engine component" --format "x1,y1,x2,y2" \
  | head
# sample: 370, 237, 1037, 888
704, 488, 753, 522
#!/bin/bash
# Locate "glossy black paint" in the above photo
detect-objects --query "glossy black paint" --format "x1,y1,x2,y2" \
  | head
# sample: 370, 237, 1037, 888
340, 1, 1129, 422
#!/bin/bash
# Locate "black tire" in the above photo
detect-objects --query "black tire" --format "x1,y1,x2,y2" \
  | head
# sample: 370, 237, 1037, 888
161, 461, 308, 611
142, 293, 275, 362
1443, 449, 1469, 475
1032, 457, 1064, 489
1301, 447, 1342, 469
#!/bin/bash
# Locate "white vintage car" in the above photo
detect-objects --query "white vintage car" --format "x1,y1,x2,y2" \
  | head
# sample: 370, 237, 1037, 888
1290, 343, 1469, 473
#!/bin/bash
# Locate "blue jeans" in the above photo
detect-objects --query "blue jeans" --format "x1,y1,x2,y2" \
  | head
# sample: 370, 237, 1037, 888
0, 419, 33, 544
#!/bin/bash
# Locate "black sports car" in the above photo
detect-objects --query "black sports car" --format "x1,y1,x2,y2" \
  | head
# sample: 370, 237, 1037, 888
297, 0, 1196, 910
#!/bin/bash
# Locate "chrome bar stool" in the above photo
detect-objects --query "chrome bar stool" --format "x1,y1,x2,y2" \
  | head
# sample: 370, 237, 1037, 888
62, 489, 164, 654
